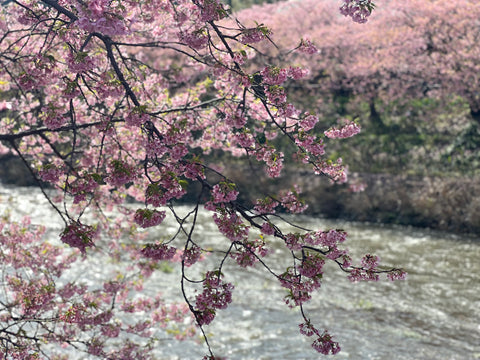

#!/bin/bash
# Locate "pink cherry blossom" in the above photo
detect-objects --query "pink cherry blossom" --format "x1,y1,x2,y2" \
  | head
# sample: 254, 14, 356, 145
240, 26, 271, 44
194, 271, 234, 325
387, 269, 408, 281
211, 182, 239, 203
105, 160, 138, 188
134, 209, 166, 228
140, 243, 176, 261
38, 164, 63, 183
260, 66, 288, 86
60, 221, 97, 255
339, 0, 375, 24
297, 38, 318, 54
299, 114, 319, 131
181, 244, 204, 267
311, 331, 341, 355
324, 120, 361, 139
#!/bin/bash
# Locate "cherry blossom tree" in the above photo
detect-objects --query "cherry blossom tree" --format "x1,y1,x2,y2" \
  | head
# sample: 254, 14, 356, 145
255, 0, 480, 119
0, 0, 405, 358
235, 0, 480, 175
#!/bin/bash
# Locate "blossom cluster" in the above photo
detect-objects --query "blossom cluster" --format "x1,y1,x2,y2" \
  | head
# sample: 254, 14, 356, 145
299, 114, 319, 132
198, 0, 228, 22
258, 147, 284, 178
105, 160, 138, 188
230, 238, 269, 268
18, 72, 36, 91
63, 78, 82, 99
145, 183, 166, 207
277, 251, 331, 308
194, 271, 234, 325
134, 208, 166, 228
347, 267, 380, 282
339, 0, 375, 24
38, 164, 63, 183
240, 25, 271, 44
253, 197, 279, 214
289, 66, 310, 80
0, 100, 12, 111
60, 304, 113, 328
324, 120, 361, 139
311, 331, 341, 355
316, 158, 348, 183
17, 55, 55, 90
211, 181, 239, 203
144, 176, 187, 208
140, 243, 177, 261
276, 103, 300, 121
225, 112, 247, 129
75, 0, 130, 36
316, 229, 347, 247
66, 51, 96, 74
297, 38, 319, 54
279, 186, 308, 213
145, 137, 168, 158
181, 244, 203, 267
40, 104, 67, 129
387, 269, 408, 281
251, 66, 309, 108
295, 133, 325, 163
231, 131, 255, 150
125, 106, 150, 127
283, 229, 347, 254
299, 322, 341, 355
279, 268, 317, 307
347, 254, 406, 282
180, 29, 209, 50
265, 85, 287, 105
10, 277, 55, 316
76, 15, 130, 37
298, 253, 325, 278
69, 173, 101, 203
60, 221, 97, 255
261, 222, 275, 235
362, 253, 380, 269
212, 210, 250, 242
94, 72, 124, 99
260, 66, 289, 86
2, 215, 196, 358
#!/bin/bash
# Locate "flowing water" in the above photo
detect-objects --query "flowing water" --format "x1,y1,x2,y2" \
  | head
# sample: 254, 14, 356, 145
1, 184, 479, 360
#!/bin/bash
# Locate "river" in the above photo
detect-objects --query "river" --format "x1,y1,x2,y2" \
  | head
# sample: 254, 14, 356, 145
1, 184, 479, 360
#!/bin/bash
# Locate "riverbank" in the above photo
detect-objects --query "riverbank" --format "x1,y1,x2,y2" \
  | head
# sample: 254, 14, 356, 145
224, 165, 480, 235
1, 154, 479, 235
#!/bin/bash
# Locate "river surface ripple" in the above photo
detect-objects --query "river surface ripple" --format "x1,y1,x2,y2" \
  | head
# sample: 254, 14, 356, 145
1, 185, 479, 360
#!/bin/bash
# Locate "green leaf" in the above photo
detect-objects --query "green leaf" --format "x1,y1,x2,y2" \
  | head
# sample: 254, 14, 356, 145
178, 179, 189, 190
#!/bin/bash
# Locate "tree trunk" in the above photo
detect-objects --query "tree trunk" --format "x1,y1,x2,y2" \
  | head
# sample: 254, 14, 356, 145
470, 107, 480, 124
369, 101, 386, 133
